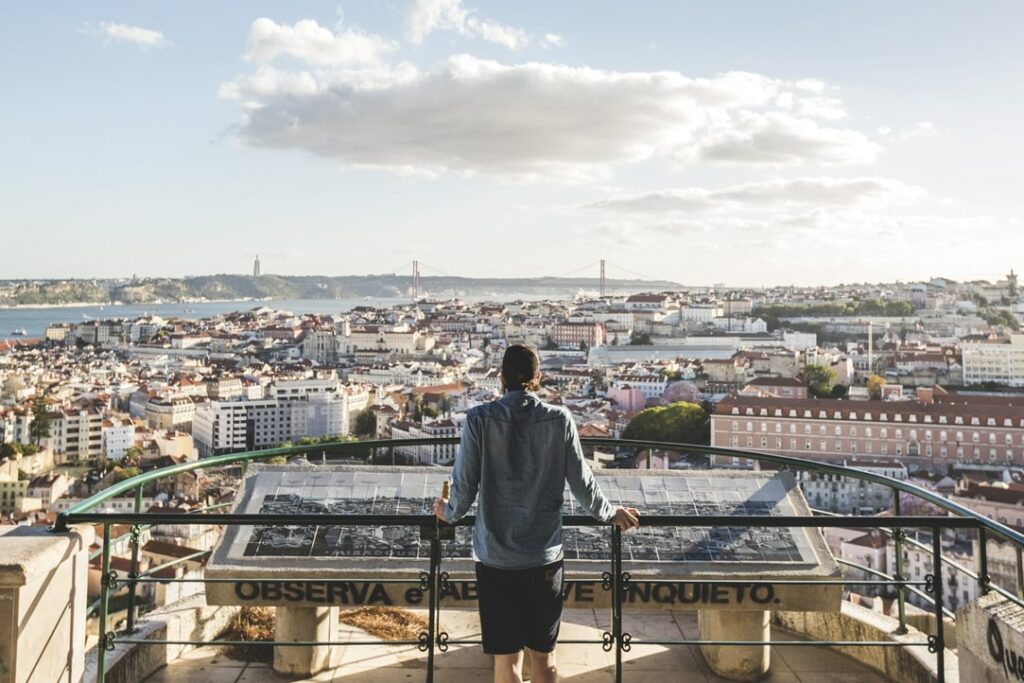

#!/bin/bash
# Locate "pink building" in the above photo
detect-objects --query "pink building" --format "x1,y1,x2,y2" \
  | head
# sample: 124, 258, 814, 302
607, 385, 646, 413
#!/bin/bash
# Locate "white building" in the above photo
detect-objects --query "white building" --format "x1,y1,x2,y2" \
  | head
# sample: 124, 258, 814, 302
886, 533, 976, 613
797, 460, 907, 515
680, 304, 724, 322
193, 393, 353, 458
342, 326, 435, 356
270, 377, 341, 401
101, 417, 136, 461
962, 333, 1024, 386
392, 416, 464, 465
608, 375, 668, 401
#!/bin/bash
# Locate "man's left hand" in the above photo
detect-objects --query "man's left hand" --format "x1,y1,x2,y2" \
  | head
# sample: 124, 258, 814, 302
433, 497, 448, 522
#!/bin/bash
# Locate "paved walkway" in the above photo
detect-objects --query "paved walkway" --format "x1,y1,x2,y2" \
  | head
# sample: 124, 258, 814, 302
142, 609, 891, 683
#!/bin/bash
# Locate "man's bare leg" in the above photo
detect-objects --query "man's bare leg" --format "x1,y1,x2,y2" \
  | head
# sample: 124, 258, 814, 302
528, 647, 557, 683
494, 651, 524, 683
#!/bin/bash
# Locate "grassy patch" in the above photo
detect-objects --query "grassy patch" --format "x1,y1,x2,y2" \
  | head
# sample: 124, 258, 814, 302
218, 606, 275, 663
339, 606, 430, 641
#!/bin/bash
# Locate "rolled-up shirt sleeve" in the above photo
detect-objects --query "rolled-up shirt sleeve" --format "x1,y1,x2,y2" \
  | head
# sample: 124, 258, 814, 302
564, 413, 616, 523
443, 412, 481, 522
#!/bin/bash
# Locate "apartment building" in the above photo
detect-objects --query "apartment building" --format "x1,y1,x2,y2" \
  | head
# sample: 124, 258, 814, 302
962, 333, 1024, 386
193, 393, 350, 458
551, 322, 607, 349
609, 375, 668, 401
101, 417, 135, 461
711, 387, 1024, 472
50, 405, 104, 464
391, 416, 463, 465
144, 396, 198, 431
797, 460, 907, 515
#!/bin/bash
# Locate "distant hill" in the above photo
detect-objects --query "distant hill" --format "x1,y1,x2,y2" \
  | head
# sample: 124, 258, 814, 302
0, 274, 681, 306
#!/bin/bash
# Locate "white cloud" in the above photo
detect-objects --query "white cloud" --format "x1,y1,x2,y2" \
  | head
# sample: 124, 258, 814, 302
683, 112, 883, 166
82, 21, 170, 48
878, 120, 939, 140
406, 0, 530, 49
543, 33, 566, 48
586, 177, 923, 214
245, 17, 396, 66
222, 52, 881, 178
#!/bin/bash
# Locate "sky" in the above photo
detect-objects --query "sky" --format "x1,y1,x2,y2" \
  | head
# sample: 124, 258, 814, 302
2, 1, 1023, 286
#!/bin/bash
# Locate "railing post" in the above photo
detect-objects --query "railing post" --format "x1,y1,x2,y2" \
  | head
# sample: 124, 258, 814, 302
891, 489, 908, 635
126, 484, 144, 632
97, 523, 112, 683
978, 527, 991, 595
931, 530, 945, 683
612, 525, 623, 683
426, 521, 440, 683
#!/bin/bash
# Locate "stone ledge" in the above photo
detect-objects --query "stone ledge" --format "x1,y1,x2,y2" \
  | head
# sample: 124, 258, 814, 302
774, 601, 958, 683
0, 524, 93, 587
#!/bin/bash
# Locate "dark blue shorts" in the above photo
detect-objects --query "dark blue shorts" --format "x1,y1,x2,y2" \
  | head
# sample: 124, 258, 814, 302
475, 559, 564, 655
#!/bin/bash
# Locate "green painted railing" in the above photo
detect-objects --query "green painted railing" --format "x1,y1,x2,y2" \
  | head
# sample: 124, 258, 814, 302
55, 437, 1024, 683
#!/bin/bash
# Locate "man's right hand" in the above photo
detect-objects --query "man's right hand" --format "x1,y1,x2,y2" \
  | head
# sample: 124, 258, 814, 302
611, 507, 640, 531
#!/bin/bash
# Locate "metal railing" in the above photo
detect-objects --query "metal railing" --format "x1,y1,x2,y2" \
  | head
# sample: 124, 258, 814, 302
53, 437, 1024, 683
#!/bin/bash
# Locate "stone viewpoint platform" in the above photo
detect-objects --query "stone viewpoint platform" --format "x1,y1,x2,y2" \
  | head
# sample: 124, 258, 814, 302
142, 608, 891, 683
205, 465, 842, 680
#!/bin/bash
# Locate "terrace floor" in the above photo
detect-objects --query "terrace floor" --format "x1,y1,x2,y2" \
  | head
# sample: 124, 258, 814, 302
141, 609, 891, 683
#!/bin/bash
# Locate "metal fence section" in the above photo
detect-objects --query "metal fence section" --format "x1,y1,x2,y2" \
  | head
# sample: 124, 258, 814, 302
53, 437, 1024, 683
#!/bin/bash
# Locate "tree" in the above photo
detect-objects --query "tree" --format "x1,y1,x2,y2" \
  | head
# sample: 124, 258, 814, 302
579, 340, 589, 352
867, 374, 886, 401
29, 396, 51, 446
0, 442, 22, 460
803, 365, 836, 398
123, 446, 144, 467
621, 402, 709, 445
1, 375, 25, 403
354, 409, 377, 437
629, 331, 653, 345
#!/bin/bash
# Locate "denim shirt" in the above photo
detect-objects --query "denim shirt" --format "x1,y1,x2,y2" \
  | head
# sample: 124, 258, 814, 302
442, 390, 616, 570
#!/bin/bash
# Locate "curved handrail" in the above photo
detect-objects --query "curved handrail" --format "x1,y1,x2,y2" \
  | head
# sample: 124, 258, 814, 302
54, 437, 1024, 552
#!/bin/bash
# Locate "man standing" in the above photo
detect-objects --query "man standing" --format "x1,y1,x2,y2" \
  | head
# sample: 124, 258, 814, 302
434, 344, 640, 683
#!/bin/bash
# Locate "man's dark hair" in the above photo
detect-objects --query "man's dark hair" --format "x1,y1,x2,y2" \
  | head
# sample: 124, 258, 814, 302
501, 344, 541, 391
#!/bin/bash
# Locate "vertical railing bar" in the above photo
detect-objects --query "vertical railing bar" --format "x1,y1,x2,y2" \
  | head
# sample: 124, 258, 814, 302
612, 525, 623, 683
426, 522, 439, 683
1016, 545, 1024, 599
932, 530, 945, 683
892, 488, 908, 635
97, 523, 111, 683
978, 527, 990, 595
126, 484, 144, 632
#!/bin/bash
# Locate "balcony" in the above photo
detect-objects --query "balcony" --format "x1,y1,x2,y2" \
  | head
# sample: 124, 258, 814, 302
7, 437, 1024, 683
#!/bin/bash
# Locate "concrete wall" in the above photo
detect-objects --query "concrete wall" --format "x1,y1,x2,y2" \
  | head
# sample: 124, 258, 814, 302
85, 594, 239, 683
957, 593, 1024, 683
775, 601, 958, 683
0, 524, 93, 683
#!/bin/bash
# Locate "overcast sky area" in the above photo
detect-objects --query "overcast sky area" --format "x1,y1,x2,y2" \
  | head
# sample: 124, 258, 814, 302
2, 1, 1022, 286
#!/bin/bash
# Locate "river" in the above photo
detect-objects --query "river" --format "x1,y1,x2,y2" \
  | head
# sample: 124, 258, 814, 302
0, 293, 560, 339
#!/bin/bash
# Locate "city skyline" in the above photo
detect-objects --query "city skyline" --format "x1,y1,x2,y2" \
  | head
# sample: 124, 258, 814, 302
2, 1, 1022, 284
